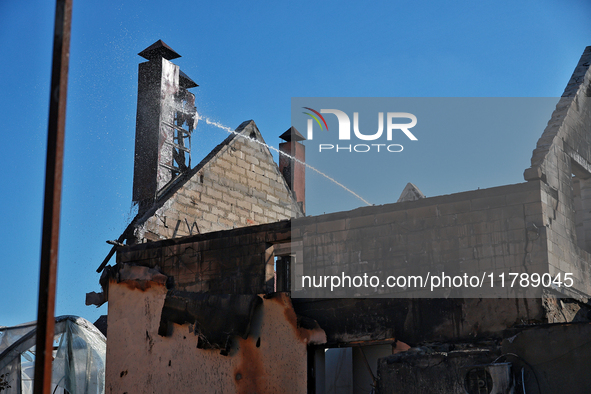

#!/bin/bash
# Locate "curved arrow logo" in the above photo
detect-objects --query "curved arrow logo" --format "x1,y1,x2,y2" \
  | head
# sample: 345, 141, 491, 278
303, 107, 329, 131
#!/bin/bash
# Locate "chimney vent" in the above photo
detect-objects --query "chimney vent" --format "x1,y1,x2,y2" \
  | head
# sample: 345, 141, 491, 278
279, 127, 306, 214
138, 40, 181, 61
132, 40, 198, 208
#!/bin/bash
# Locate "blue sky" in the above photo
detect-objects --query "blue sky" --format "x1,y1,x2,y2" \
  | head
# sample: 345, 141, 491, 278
0, 0, 589, 327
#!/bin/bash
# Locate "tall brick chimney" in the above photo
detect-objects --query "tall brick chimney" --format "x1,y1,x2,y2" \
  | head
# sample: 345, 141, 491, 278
279, 127, 306, 214
133, 40, 198, 208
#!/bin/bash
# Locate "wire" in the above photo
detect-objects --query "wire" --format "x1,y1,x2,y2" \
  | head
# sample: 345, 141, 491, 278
493, 353, 540, 394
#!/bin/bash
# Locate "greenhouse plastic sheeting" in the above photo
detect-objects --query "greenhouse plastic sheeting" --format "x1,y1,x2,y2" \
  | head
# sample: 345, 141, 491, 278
0, 316, 106, 394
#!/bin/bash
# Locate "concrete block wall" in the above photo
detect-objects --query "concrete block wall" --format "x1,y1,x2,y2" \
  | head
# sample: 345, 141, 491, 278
525, 46, 591, 298
540, 175, 591, 298
116, 216, 547, 344
133, 121, 300, 243
293, 180, 548, 298
118, 220, 291, 294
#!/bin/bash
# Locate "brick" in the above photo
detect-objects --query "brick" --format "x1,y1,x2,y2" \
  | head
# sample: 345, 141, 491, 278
246, 170, 257, 180
254, 213, 267, 222
237, 199, 252, 210
209, 222, 226, 232
214, 176, 231, 188
194, 201, 210, 212
524, 202, 542, 216
407, 205, 439, 218
269, 179, 284, 191
246, 155, 260, 165
233, 166, 246, 176
225, 171, 240, 183
224, 154, 236, 164
203, 212, 217, 222
226, 212, 239, 221
236, 158, 249, 170
456, 211, 488, 224
221, 194, 237, 207
247, 179, 262, 190
210, 206, 225, 216
374, 210, 407, 225
175, 194, 192, 206
258, 159, 274, 170
184, 206, 200, 219
200, 195, 217, 206
267, 194, 279, 205
216, 159, 232, 170
271, 204, 285, 215
188, 181, 204, 193
506, 190, 541, 205
235, 207, 250, 218
218, 218, 234, 228
251, 189, 266, 200
256, 198, 271, 209
209, 164, 225, 175
264, 170, 278, 180
241, 145, 256, 156
317, 219, 347, 233
206, 187, 223, 200
347, 215, 376, 229
252, 165, 265, 176
471, 195, 507, 210
472, 222, 494, 235
255, 173, 270, 186
244, 195, 258, 205
436, 200, 471, 216
202, 169, 219, 182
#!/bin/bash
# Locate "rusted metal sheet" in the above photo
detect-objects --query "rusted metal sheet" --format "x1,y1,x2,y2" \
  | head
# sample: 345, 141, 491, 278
34, 0, 72, 393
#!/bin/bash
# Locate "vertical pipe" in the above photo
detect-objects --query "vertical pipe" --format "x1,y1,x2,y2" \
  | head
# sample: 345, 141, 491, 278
33, 0, 72, 393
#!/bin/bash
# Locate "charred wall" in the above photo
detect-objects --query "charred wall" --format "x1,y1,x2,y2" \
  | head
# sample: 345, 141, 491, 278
105, 282, 314, 394
118, 220, 291, 294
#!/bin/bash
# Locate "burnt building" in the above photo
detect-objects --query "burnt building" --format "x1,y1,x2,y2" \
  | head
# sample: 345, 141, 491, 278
91, 42, 591, 393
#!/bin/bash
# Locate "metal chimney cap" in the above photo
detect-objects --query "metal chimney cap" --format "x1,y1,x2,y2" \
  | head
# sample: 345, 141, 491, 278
279, 126, 305, 142
138, 40, 181, 61
180, 70, 198, 88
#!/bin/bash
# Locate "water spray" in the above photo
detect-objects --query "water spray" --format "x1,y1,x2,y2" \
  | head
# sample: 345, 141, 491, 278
198, 115, 372, 207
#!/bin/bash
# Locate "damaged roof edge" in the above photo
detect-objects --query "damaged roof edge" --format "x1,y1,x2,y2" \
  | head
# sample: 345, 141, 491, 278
115, 219, 292, 256
97, 121, 271, 273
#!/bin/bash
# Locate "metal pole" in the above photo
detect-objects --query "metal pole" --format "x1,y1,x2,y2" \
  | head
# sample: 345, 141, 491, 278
33, 0, 72, 393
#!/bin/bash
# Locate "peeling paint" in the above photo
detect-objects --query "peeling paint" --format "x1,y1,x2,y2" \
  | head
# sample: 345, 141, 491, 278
106, 284, 309, 393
